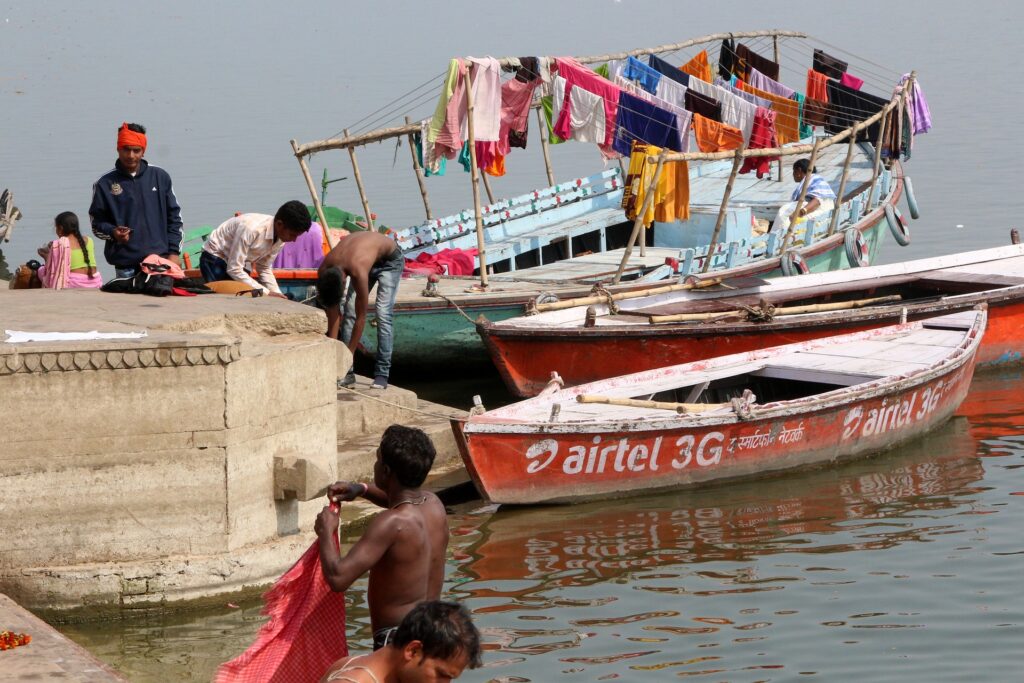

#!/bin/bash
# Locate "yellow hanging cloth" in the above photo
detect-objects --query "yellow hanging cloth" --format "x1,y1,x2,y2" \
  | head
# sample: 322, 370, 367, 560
622, 143, 690, 225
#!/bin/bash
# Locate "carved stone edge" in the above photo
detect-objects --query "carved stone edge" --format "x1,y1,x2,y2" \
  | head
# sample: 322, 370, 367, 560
0, 342, 242, 375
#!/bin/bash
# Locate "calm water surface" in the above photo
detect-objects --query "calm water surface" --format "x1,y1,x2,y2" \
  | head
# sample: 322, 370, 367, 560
60, 368, 1024, 681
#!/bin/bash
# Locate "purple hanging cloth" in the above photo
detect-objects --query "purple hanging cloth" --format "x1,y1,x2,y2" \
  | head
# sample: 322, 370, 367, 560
900, 73, 932, 135
274, 221, 326, 269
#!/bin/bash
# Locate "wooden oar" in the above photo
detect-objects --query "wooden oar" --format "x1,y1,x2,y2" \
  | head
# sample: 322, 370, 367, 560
647, 294, 903, 324
576, 394, 730, 413
533, 278, 723, 313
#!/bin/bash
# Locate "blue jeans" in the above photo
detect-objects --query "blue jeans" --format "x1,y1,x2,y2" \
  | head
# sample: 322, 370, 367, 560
199, 251, 230, 282
114, 266, 138, 279
340, 247, 403, 384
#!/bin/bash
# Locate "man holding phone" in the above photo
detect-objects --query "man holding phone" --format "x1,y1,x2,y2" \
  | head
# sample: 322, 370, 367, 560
90, 122, 183, 278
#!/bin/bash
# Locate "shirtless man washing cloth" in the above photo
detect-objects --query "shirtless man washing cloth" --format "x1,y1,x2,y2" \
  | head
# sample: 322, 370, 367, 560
315, 425, 448, 650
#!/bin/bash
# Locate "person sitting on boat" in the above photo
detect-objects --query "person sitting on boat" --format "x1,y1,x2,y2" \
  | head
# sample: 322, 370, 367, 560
315, 425, 449, 652
319, 601, 482, 682
199, 200, 312, 298
772, 158, 837, 234
317, 230, 404, 390
35, 211, 103, 289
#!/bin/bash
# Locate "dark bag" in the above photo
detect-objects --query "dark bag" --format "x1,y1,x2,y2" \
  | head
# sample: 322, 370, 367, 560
100, 271, 173, 296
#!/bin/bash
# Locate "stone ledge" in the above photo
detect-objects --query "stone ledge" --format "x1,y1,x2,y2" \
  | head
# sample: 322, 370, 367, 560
0, 340, 241, 374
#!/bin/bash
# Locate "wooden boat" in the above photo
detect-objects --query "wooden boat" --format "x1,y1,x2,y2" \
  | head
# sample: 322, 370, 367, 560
481, 244, 1024, 396
278, 30, 925, 367
452, 309, 985, 505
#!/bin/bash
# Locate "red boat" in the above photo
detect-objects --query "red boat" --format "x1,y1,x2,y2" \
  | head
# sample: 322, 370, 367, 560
453, 310, 985, 505
479, 244, 1024, 397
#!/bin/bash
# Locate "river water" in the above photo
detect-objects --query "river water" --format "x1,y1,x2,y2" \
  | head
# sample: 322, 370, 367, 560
5, 1, 1024, 680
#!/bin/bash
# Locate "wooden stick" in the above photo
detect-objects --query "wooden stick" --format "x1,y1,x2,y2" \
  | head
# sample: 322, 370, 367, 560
291, 140, 337, 250
464, 65, 488, 289
702, 143, 747, 273
576, 394, 729, 413
534, 277, 723, 313
404, 116, 433, 221
862, 95, 891, 217
782, 137, 821, 252
613, 154, 665, 284
773, 35, 780, 63
828, 122, 860, 236
647, 294, 903, 324
535, 108, 556, 186
344, 128, 375, 232
481, 173, 496, 205
573, 29, 806, 66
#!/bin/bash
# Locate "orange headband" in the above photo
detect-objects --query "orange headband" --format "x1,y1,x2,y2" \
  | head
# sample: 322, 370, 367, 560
117, 123, 147, 152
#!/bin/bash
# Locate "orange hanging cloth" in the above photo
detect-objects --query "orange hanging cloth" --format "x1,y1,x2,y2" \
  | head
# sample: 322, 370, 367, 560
806, 69, 830, 103
680, 50, 712, 83
739, 83, 800, 144
692, 114, 745, 153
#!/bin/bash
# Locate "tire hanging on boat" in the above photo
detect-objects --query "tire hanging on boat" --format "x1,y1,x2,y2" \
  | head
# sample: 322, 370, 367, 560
885, 204, 911, 246
903, 176, 921, 219
844, 229, 870, 268
780, 250, 810, 277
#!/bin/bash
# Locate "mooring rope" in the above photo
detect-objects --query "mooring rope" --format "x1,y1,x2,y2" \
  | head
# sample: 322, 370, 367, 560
338, 384, 468, 421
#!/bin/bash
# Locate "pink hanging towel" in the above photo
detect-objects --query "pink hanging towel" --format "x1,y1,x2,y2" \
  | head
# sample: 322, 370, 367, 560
215, 524, 347, 683
839, 72, 864, 91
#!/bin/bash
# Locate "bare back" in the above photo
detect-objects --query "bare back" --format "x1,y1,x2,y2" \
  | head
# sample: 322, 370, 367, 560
322, 231, 397, 279
367, 492, 449, 631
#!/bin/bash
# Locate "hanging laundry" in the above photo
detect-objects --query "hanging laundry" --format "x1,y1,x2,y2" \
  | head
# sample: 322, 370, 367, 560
433, 60, 468, 159
900, 73, 932, 135
714, 77, 773, 109
553, 57, 621, 147
806, 69, 830, 102
687, 77, 758, 142
621, 143, 689, 224
615, 76, 691, 153
515, 56, 541, 82
415, 126, 447, 176
684, 89, 722, 122
825, 80, 889, 141
466, 57, 502, 142
654, 71, 688, 111
692, 114, 744, 153
623, 56, 662, 94
429, 59, 463, 146
648, 54, 691, 88
568, 83, 608, 144
501, 77, 539, 149
457, 141, 472, 172
791, 93, 813, 139
540, 93, 567, 145
475, 141, 506, 176
736, 43, 780, 81
739, 82, 800, 144
613, 91, 682, 157
747, 67, 795, 99
839, 72, 864, 90
813, 49, 848, 79
718, 37, 738, 80
739, 107, 779, 178
801, 95, 831, 129
680, 50, 712, 83
880, 99, 904, 161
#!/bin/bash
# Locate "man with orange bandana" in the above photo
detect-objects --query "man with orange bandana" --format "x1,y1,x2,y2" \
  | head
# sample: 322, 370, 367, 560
90, 122, 183, 278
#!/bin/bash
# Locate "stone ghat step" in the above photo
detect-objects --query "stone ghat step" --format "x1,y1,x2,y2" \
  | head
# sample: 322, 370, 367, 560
336, 375, 419, 438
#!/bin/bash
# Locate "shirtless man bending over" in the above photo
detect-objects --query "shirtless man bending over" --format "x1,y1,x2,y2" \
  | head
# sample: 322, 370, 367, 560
317, 231, 404, 390
315, 425, 448, 650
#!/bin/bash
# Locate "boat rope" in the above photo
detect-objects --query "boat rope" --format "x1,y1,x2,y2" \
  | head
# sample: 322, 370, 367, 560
424, 290, 482, 326
589, 282, 620, 315
739, 299, 777, 322
337, 385, 469, 421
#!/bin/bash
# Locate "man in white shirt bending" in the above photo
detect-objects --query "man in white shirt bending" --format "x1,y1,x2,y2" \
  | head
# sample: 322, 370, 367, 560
200, 200, 311, 298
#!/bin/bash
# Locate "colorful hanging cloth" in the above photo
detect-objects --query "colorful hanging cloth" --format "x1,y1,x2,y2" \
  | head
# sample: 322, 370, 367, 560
691, 114, 744, 153
806, 69, 830, 102
680, 50, 712, 83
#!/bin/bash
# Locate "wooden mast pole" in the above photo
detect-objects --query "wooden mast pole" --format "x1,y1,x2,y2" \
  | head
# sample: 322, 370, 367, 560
344, 128, 375, 231
613, 154, 665, 284
291, 139, 337, 250
480, 174, 496, 205
465, 65, 489, 289
535, 108, 556, 186
702, 142, 747, 273
782, 137, 821, 252
827, 122, 860, 236
773, 35, 783, 182
404, 116, 433, 221
861, 95, 892, 218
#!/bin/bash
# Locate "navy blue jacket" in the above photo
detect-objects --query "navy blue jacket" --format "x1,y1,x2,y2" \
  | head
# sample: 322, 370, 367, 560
89, 159, 183, 268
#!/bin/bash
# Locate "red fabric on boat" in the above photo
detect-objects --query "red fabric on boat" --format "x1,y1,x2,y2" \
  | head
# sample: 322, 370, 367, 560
214, 527, 347, 683
404, 248, 478, 276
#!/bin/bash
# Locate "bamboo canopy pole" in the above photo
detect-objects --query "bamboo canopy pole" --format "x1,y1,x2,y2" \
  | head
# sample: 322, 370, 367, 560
612, 154, 666, 285
290, 139, 337, 250
534, 277, 723, 313
404, 116, 433, 221
481, 173, 496, 205
702, 143, 747, 273
862, 95, 892, 218
827, 122, 860, 236
464, 66, 489, 289
781, 137, 822, 252
576, 394, 729, 413
344, 128, 375, 231
536, 108, 556, 186
646, 294, 903, 324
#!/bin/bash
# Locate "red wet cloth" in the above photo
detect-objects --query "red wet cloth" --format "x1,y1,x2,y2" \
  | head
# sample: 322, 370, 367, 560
214, 534, 347, 683
404, 248, 478, 276
740, 107, 779, 179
